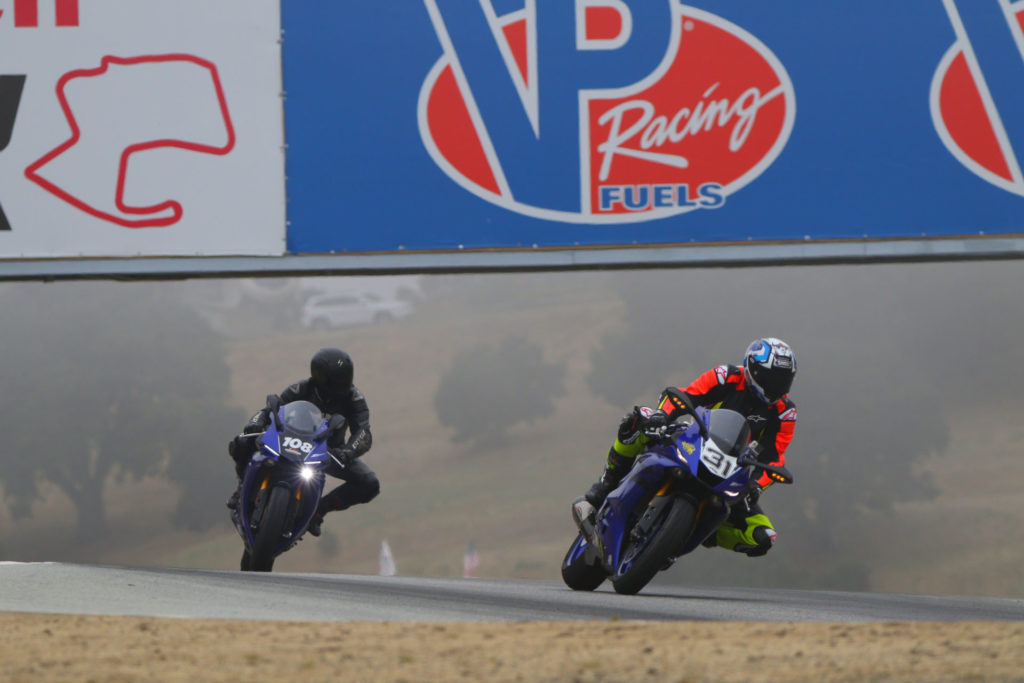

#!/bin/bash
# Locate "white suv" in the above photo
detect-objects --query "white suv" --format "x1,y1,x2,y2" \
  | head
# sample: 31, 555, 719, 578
300, 291, 414, 330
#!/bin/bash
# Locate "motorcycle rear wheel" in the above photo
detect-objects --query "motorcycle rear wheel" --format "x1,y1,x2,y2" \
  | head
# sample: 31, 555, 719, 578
561, 533, 607, 591
611, 497, 695, 595
248, 486, 291, 572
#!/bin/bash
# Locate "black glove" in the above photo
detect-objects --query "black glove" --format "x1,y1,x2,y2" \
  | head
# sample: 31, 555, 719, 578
329, 447, 355, 468
617, 407, 667, 444
643, 409, 669, 432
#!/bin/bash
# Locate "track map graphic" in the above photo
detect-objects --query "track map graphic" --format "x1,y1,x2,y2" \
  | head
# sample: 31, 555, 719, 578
24, 54, 235, 229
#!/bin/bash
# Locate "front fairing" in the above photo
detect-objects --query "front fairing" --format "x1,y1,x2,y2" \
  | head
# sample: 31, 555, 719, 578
232, 406, 331, 552
688, 407, 754, 500
596, 444, 684, 570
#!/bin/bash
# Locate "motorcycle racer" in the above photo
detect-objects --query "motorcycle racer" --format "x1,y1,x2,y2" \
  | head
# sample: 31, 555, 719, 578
583, 337, 797, 557
227, 347, 380, 537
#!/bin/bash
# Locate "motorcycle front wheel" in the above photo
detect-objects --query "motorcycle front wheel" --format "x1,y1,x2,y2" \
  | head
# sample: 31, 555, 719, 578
561, 533, 607, 591
248, 486, 291, 572
611, 497, 696, 595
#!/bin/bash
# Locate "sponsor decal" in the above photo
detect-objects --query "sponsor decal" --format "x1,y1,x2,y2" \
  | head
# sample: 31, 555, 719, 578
0, 1, 80, 229
715, 365, 729, 384
932, 0, 1024, 196
5, 0, 79, 28
0, 76, 26, 230
773, 355, 793, 370
420, 1, 794, 224
747, 414, 767, 428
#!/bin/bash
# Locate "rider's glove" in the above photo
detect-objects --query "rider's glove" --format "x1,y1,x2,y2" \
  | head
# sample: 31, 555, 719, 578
243, 408, 271, 434
617, 407, 667, 444
643, 409, 669, 432
329, 446, 355, 467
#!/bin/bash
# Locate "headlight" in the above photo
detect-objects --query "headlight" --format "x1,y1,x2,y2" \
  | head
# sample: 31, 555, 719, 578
300, 466, 315, 481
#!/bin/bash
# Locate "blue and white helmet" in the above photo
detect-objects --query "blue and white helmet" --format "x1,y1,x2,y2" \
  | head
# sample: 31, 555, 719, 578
743, 338, 796, 404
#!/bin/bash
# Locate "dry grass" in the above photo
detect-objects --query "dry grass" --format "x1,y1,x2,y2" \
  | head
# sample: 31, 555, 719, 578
3, 614, 1024, 682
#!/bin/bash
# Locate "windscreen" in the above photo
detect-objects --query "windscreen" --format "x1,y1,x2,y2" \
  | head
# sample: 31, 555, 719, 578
280, 400, 324, 436
706, 409, 751, 457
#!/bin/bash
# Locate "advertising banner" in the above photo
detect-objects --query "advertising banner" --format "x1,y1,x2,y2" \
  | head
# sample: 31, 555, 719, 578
0, 0, 285, 258
282, 0, 1024, 256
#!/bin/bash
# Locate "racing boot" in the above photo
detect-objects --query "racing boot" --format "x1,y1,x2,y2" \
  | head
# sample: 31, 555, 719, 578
716, 517, 777, 557
732, 526, 777, 557
225, 446, 248, 510
225, 475, 243, 510
584, 449, 633, 508
307, 491, 344, 538
306, 512, 324, 537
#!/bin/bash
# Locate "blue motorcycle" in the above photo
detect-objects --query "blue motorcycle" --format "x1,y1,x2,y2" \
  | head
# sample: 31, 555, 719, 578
562, 389, 793, 595
230, 396, 344, 572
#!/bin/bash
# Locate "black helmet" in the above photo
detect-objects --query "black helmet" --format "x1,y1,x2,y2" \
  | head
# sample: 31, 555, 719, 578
310, 347, 354, 398
742, 338, 796, 404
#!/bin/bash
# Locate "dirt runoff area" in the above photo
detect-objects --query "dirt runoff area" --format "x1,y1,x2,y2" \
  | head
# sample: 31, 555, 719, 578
1, 614, 1023, 682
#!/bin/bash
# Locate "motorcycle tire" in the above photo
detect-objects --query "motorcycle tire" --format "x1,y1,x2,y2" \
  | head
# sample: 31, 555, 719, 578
561, 533, 607, 591
248, 486, 291, 572
611, 497, 696, 595
240, 550, 251, 571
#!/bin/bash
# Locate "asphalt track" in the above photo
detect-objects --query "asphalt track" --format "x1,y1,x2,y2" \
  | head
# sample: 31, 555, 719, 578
1, 562, 1022, 623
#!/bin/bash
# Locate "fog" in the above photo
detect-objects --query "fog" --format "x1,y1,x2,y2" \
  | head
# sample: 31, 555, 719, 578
0, 260, 1021, 596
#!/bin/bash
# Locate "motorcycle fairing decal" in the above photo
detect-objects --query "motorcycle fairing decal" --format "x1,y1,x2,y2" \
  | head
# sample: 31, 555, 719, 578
699, 440, 740, 479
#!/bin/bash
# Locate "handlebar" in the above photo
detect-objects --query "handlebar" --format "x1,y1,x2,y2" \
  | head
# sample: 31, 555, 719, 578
662, 387, 708, 439
736, 450, 794, 484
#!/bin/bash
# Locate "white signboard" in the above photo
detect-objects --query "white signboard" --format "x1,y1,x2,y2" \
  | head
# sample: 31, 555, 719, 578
0, 0, 285, 258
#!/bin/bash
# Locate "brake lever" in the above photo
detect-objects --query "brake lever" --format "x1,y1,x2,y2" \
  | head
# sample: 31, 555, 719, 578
643, 425, 672, 440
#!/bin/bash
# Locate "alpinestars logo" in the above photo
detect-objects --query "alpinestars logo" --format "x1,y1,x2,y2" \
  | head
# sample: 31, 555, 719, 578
932, 0, 1024, 196
420, 1, 795, 224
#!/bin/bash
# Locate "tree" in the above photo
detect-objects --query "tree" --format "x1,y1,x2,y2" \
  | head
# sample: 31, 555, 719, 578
0, 282, 244, 542
434, 336, 565, 447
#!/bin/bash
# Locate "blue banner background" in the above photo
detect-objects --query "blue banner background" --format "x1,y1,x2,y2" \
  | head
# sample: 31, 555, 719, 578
281, 1, 1024, 254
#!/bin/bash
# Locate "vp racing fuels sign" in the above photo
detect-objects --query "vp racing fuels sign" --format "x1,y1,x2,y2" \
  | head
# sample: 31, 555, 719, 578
419, 1, 794, 223
279, 2, 1024, 260
932, 0, 1024, 197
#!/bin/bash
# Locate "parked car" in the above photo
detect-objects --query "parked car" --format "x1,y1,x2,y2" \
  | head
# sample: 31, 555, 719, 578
300, 291, 414, 330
